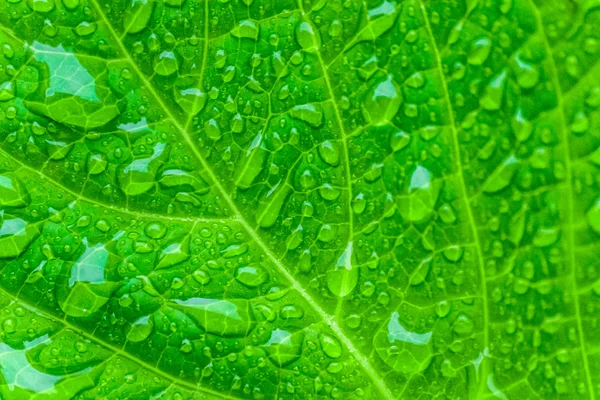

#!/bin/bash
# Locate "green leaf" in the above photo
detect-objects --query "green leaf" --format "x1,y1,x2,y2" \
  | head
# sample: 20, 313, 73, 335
0, 0, 599, 399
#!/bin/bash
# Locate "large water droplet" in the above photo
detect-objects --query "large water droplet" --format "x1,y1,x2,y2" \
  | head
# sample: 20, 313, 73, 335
468, 37, 491, 65
234, 133, 267, 190
514, 55, 539, 89
156, 237, 190, 269
318, 140, 340, 166
235, 263, 268, 288
480, 71, 506, 111
296, 21, 321, 52
374, 311, 433, 374
398, 165, 441, 222
231, 20, 260, 41
124, 0, 154, 34
118, 142, 166, 196
483, 154, 519, 193
587, 198, 600, 235
362, 75, 402, 126
0, 82, 16, 102
26, 42, 120, 129
319, 333, 342, 358
127, 315, 153, 342
172, 298, 255, 337
153, 51, 179, 76
256, 182, 292, 228
27, 0, 55, 12
175, 77, 206, 114
0, 217, 41, 259
58, 238, 120, 317
327, 242, 358, 297
0, 173, 30, 207
263, 329, 304, 367
290, 104, 323, 127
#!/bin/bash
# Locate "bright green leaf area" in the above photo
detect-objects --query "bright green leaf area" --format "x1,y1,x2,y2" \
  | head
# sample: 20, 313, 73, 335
0, 0, 599, 399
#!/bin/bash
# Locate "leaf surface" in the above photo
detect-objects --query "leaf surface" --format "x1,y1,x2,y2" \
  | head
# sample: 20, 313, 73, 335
0, 0, 599, 399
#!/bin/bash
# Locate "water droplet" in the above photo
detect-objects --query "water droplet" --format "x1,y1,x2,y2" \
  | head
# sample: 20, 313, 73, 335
405, 72, 425, 88
0, 173, 30, 207
231, 20, 259, 41
435, 301, 451, 317
235, 263, 268, 288
128, 316, 153, 342
452, 313, 474, 334
468, 37, 491, 65
571, 111, 589, 134
156, 237, 189, 269
205, 119, 221, 140
319, 183, 341, 201
0, 217, 41, 259
328, 19, 342, 37
87, 153, 107, 175
566, 55, 580, 78
61, 0, 79, 10
145, 221, 167, 239
299, 249, 312, 273
483, 154, 519, 193
234, 133, 267, 189
374, 312, 433, 374
410, 257, 431, 286
398, 165, 441, 222
391, 130, 410, 151
57, 239, 119, 317
221, 243, 248, 258
515, 55, 539, 89
362, 75, 402, 125
512, 108, 532, 141
75, 21, 97, 37
263, 329, 304, 367
286, 226, 303, 251
153, 51, 179, 76
587, 198, 600, 235
480, 71, 506, 111
438, 203, 456, 224
291, 104, 323, 127
279, 304, 304, 320
327, 242, 358, 297
0, 82, 16, 102
175, 78, 206, 114
215, 49, 227, 68
192, 269, 211, 285
319, 333, 342, 358
352, 193, 366, 214
173, 298, 255, 337
318, 140, 340, 166
443, 246, 463, 262
223, 65, 236, 82
296, 21, 321, 52
2, 318, 16, 334
27, 0, 55, 12
124, 0, 154, 34
317, 224, 335, 242
118, 142, 166, 196
256, 183, 292, 228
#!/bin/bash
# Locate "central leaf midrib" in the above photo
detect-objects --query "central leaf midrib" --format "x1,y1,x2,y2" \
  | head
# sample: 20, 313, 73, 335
89, 2, 393, 399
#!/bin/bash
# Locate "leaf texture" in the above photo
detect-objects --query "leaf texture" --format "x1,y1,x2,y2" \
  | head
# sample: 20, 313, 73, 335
0, 0, 599, 399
